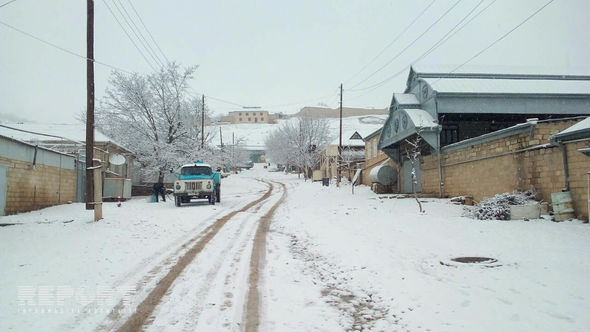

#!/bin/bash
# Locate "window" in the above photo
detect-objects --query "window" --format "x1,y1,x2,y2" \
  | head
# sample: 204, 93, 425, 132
255, 118, 258, 122
239, 117, 242, 121
260, 112, 263, 115
239, 112, 242, 116
248, 117, 251, 121
245, 112, 249, 116
441, 125, 459, 145
181, 166, 212, 176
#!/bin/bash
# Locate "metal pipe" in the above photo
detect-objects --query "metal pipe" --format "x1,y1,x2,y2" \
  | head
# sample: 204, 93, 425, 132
559, 142, 570, 191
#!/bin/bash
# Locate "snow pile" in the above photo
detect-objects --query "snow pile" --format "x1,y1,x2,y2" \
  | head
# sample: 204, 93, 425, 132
467, 190, 537, 220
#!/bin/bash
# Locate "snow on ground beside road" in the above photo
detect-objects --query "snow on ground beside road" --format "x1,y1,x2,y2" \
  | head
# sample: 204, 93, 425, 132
0, 174, 267, 332
258, 170, 590, 332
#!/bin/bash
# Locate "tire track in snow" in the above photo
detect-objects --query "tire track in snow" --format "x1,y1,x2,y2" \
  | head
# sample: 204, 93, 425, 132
244, 181, 288, 332
113, 180, 274, 332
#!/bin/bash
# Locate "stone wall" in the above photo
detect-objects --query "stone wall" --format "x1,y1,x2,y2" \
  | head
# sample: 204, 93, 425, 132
421, 119, 589, 220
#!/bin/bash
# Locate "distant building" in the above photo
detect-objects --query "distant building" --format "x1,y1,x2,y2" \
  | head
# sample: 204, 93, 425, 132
296, 106, 388, 118
223, 110, 277, 124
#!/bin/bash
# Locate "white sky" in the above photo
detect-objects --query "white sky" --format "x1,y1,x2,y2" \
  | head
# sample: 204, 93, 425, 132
1, 0, 590, 123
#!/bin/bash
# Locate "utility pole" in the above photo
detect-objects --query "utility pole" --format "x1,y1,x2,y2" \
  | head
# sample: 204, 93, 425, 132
219, 127, 223, 147
337, 83, 343, 187
85, 0, 95, 210
201, 94, 205, 149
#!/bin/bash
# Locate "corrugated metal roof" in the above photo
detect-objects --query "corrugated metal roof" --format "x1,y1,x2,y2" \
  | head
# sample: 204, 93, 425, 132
423, 77, 590, 95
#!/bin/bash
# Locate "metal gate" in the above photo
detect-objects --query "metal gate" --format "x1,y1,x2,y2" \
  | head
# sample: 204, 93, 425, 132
0, 166, 6, 216
402, 159, 422, 194
75, 160, 86, 203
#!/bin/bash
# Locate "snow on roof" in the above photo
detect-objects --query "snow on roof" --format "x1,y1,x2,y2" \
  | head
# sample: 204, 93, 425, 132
552, 117, 590, 142
423, 77, 590, 95
0, 122, 114, 144
403, 109, 438, 129
181, 162, 212, 168
393, 93, 420, 105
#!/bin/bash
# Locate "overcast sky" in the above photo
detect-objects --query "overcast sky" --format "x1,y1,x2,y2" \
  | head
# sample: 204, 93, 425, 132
1, 0, 589, 123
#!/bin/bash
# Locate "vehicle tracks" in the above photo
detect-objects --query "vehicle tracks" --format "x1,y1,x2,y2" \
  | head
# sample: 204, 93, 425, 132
112, 179, 286, 332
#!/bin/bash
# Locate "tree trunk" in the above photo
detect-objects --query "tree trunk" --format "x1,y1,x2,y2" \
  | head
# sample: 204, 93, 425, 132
158, 171, 164, 183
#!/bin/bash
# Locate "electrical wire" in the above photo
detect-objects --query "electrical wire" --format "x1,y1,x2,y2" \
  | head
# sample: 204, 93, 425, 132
126, 0, 169, 63
111, 0, 165, 68
428, 0, 556, 88
347, 0, 492, 94
348, 0, 462, 90
0, 19, 132, 74
101, 0, 157, 71
343, 0, 436, 85
0, 0, 17, 9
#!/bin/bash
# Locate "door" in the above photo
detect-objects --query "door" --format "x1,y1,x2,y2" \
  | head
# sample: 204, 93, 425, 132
0, 166, 7, 216
402, 159, 422, 194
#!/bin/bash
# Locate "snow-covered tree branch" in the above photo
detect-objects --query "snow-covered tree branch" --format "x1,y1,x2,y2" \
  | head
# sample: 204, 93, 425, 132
265, 117, 331, 179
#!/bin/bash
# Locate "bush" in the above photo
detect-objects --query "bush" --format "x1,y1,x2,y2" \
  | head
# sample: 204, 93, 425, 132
467, 190, 537, 220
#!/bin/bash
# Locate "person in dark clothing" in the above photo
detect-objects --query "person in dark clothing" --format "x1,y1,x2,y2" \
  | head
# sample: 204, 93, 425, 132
152, 181, 166, 202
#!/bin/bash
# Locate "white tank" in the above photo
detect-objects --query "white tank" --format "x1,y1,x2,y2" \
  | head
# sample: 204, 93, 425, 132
369, 165, 397, 185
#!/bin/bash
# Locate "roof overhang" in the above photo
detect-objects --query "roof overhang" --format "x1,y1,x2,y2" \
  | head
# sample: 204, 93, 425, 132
550, 117, 590, 143
378, 109, 441, 163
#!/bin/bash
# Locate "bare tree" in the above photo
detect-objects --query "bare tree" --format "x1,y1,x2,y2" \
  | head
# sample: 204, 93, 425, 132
97, 62, 213, 182
265, 117, 331, 179
404, 134, 424, 213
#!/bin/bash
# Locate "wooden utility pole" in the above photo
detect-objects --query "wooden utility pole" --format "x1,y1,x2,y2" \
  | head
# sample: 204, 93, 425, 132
219, 127, 223, 147
201, 94, 205, 149
337, 83, 343, 187
85, 0, 95, 210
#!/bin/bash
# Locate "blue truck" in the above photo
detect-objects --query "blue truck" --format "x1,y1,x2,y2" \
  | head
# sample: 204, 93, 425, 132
173, 161, 221, 206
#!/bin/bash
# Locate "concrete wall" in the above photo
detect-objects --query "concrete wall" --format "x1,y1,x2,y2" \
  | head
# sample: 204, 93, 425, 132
421, 119, 590, 220
0, 136, 76, 215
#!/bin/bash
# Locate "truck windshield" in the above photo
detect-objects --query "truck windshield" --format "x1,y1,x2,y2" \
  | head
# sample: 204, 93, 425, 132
181, 166, 212, 176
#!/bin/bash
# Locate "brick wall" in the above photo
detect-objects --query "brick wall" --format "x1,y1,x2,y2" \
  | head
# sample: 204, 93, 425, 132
1, 157, 76, 215
421, 119, 589, 220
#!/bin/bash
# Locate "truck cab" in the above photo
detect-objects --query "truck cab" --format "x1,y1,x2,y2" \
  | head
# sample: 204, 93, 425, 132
173, 161, 221, 206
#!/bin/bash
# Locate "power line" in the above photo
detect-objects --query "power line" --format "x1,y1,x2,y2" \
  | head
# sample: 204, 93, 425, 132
0, 19, 132, 74
111, 0, 165, 68
348, 0, 462, 90
348, 0, 492, 94
126, 0, 169, 64
429, 0, 556, 87
0, 0, 17, 9
343, 0, 436, 85
101, 0, 157, 71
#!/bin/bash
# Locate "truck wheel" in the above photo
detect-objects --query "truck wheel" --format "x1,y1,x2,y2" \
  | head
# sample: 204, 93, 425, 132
175, 196, 181, 207
216, 185, 221, 203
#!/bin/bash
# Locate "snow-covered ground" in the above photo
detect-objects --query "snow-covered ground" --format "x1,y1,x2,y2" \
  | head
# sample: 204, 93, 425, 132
1, 164, 589, 331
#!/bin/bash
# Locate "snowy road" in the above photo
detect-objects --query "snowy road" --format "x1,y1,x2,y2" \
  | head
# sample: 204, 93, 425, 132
2, 165, 590, 332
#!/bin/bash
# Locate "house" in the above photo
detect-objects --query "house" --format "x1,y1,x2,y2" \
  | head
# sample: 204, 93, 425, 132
0, 123, 135, 201
361, 128, 395, 186
319, 131, 368, 182
377, 66, 590, 220
0, 134, 76, 216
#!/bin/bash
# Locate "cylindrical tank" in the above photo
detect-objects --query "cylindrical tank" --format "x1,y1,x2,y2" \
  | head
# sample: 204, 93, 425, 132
369, 165, 397, 186
551, 191, 575, 221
